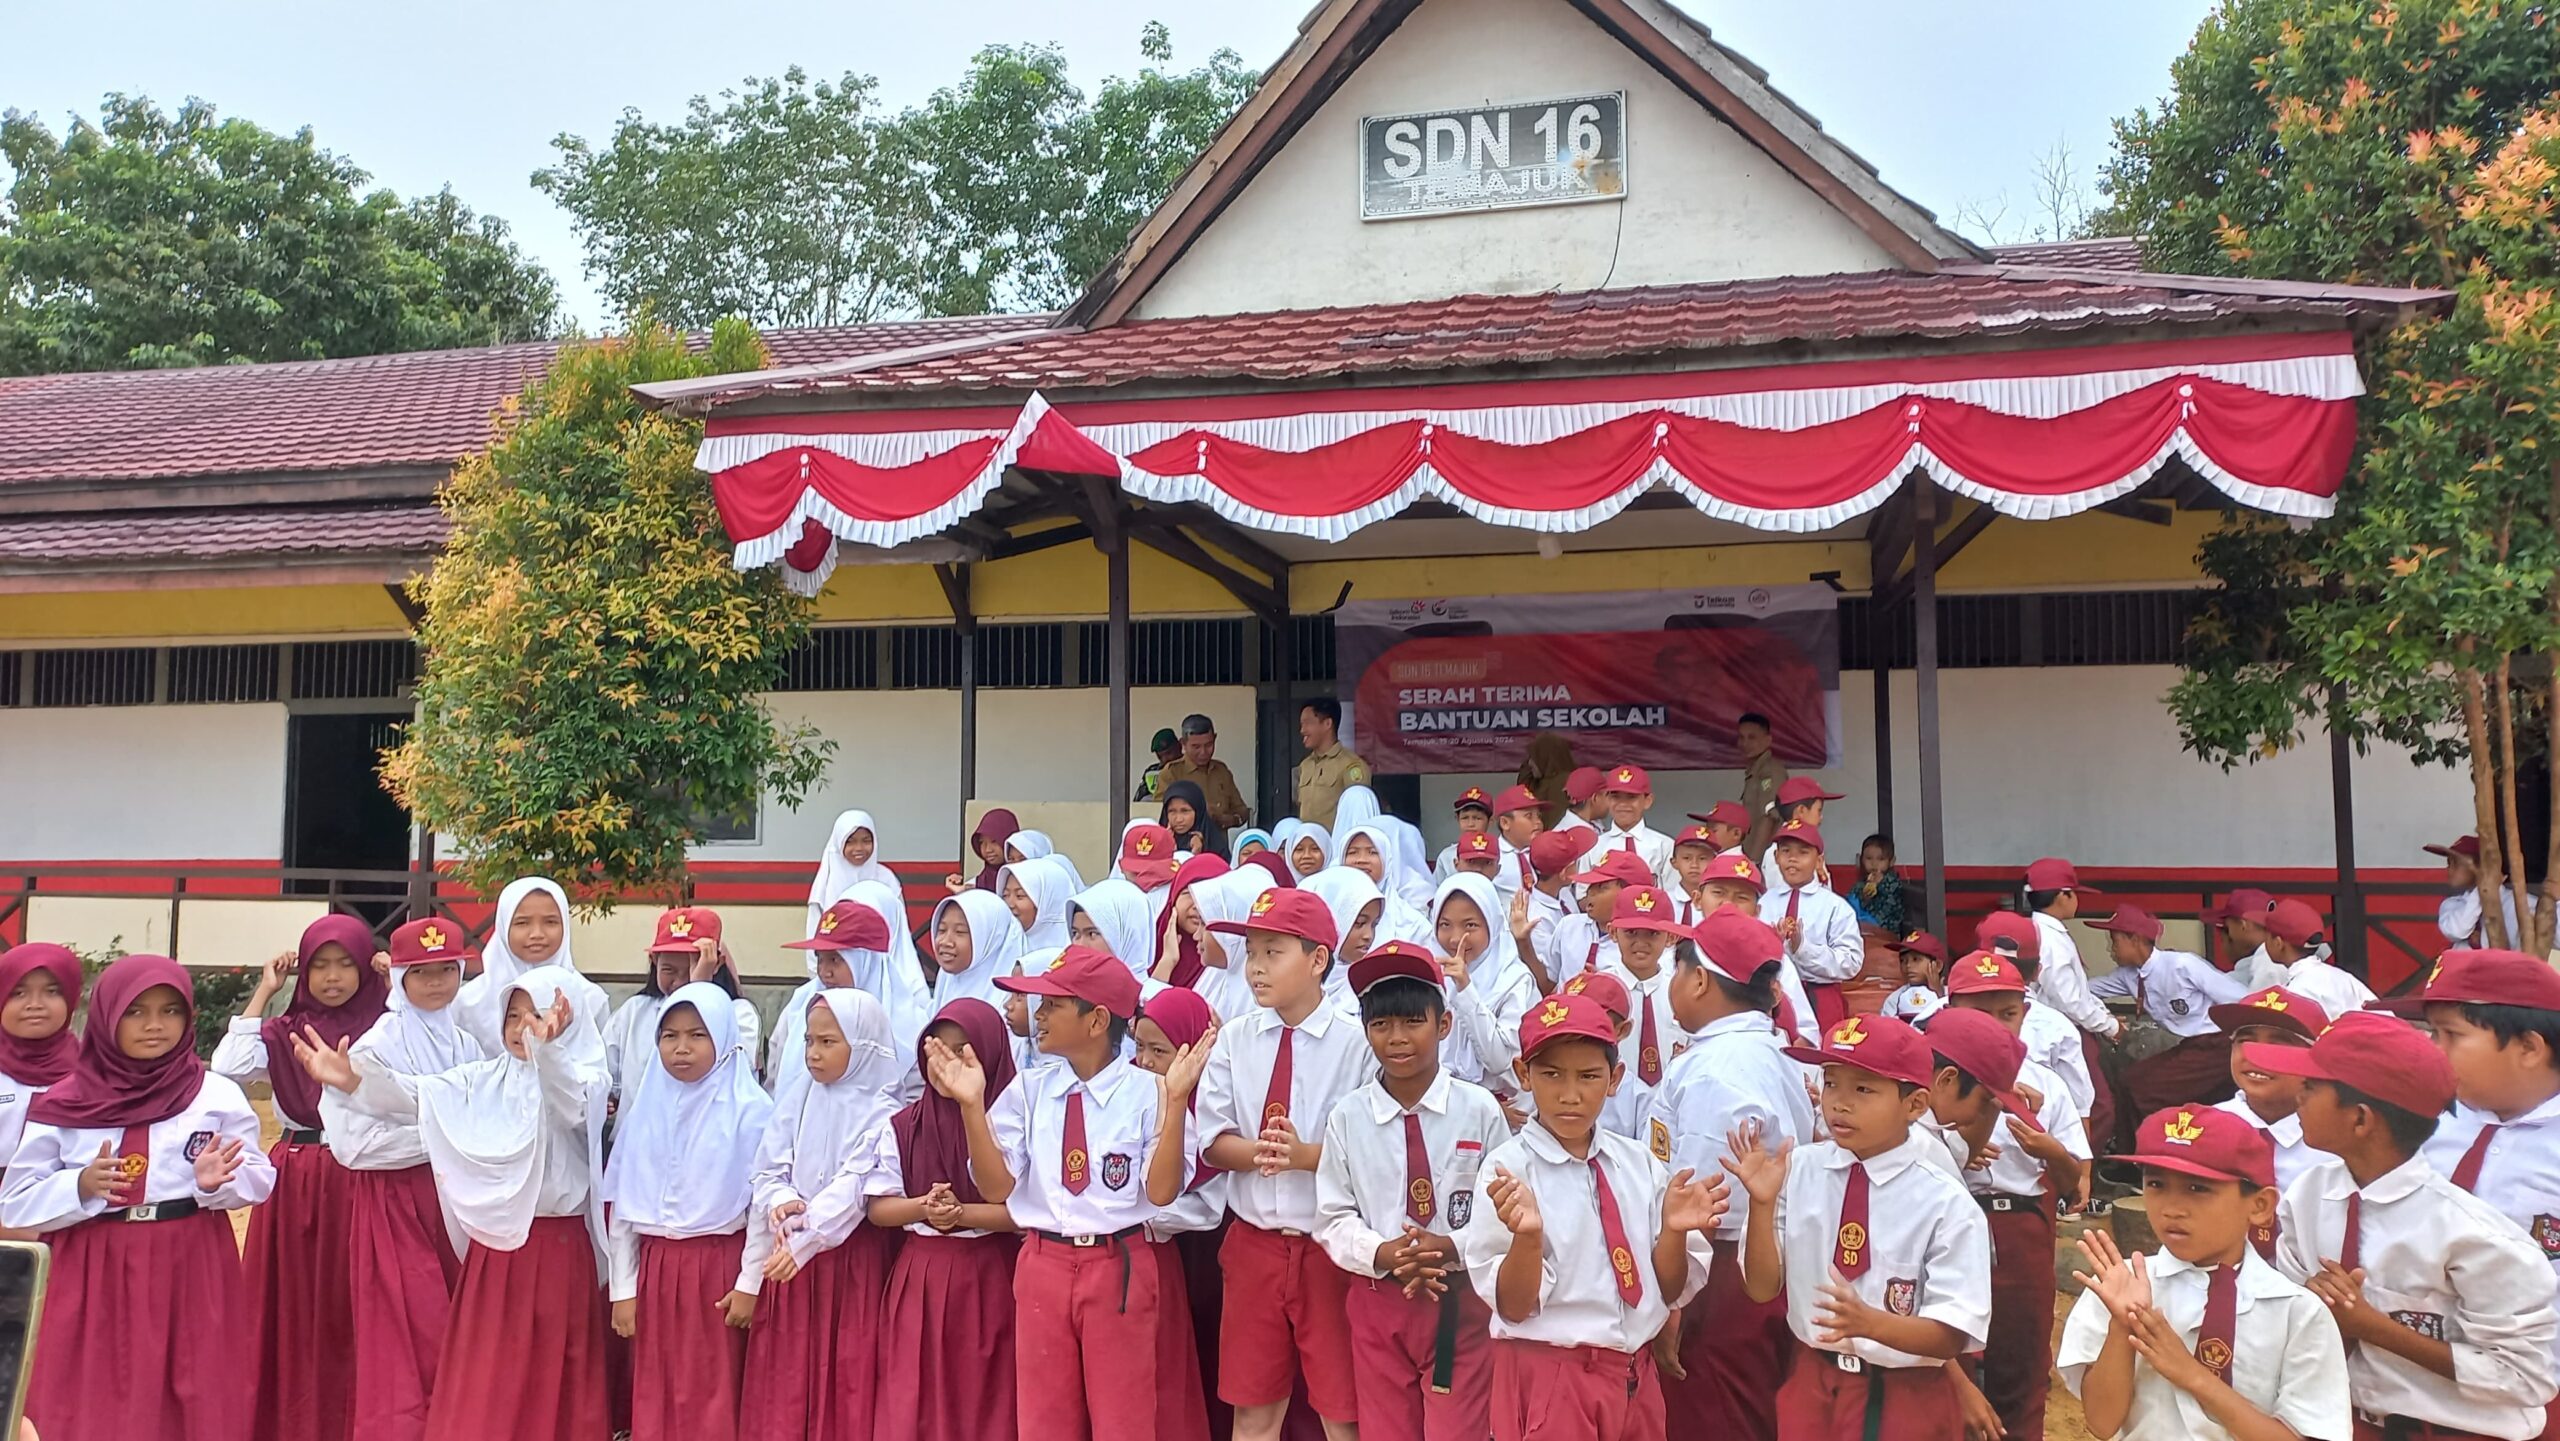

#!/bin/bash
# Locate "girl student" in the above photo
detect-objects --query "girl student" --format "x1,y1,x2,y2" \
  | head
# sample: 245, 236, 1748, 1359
1302, 866, 1387, 1013
455, 877, 610, 1058
737, 989, 907, 1441
1424, 873, 1534, 1096
809, 809, 897, 931
600, 982, 773, 1441
927, 889, 1028, 1010
1286, 823, 1332, 881
1181, 867, 1280, 1025
871, 998, 1023, 1441
296, 969, 611, 1441
1161, 779, 1228, 860
210, 913, 388, 1441
998, 855, 1077, 951
1150, 853, 1233, 986
947, 809, 1021, 896
1133, 987, 1226, 1441
0, 943, 85, 1185
1006, 829, 1084, 890
767, 880, 933, 1094
601, 909, 760, 1101
3, 955, 276, 1441
1335, 825, 1434, 947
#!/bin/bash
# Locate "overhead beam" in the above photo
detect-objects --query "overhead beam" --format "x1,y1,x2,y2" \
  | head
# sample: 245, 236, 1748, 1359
2096, 498, 2176, 527
383, 583, 426, 631
1876, 501, 1997, 611
1133, 525, 1289, 626
990, 521, 1093, 561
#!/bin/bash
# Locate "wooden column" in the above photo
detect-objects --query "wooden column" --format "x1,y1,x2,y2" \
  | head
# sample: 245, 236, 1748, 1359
2328, 681, 2367, 976
1268, 598, 1297, 825
1912, 476, 1948, 940
936, 562, 979, 816
1870, 595, 1896, 843
1082, 481, 1133, 831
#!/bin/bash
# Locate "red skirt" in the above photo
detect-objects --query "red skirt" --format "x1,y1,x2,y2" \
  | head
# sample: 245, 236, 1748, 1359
1172, 1224, 1233, 1441
424, 1216, 610, 1441
875, 1232, 1018, 1441
245, 1137, 360, 1441
630, 1232, 749, 1441
344, 1163, 460, 1441
738, 1224, 897, 1441
25, 1206, 252, 1441
1153, 1238, 1210, 1441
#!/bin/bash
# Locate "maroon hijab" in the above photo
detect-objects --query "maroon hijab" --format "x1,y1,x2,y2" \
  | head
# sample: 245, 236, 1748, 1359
261, 914, 390, 1129
1154, 854, 1231, 989
1241, 850, 1296, 891
971, 809, 1022, 892
891, 998, 1018, 1206
30, 955, 205, 1129
1141, 988, 1220, 1191
0, 944, 85, 1087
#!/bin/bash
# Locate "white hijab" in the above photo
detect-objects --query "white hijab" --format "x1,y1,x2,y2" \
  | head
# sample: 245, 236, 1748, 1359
1186, 868, 1276, 1022
1428, 872, 1536, 1087
808, 810, 898, 926
600, 982, 774, 1234
1431, 872, 1529, 997
1333, 785, 1384, 839
927, 890, 1026, 1009
1005, 830, 1086, 890
1335, 826, 1435, 947
1302, 866, 1388, 1009
1000, 856, 1078, 951
762, 989, 904, 1195
1286, 823, 1333, 879
456, 878, 610, 1058
414, 969, 607, 1253
1070, 877, 1157, 976
360, 961, 483, 1077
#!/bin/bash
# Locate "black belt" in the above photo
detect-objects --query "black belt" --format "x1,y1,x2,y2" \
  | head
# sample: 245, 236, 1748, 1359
1976, 1192, 2045, 1213
281, 1128, 326, 1146
1032, 1225, 1145, 1313
102, 1196, 200, 1225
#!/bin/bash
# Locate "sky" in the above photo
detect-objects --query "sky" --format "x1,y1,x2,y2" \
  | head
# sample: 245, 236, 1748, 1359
1, 0, 2220, 328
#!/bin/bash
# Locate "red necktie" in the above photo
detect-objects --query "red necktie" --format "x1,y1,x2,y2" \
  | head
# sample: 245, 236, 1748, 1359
2451, 1123, 2501, 1193
1262, 1028, 1295, 1134
1061, 1090, 1089, 1194
1787, 886, 1803, 927
113, 1123, 150, 1201
2196, 1263, 2239, 1382
1638, 989, 1663, 1086
1835, 1162, 1872, 1277
2339, 1191, 2361, 1273
1591, 1157, 1644, 1306
1518, 852, 1534, 892
2249, 1215, 2280, 1262
1583, 941, 1600, 975
1621, 835, 1636, 854
1403, 1112, 1434, 1225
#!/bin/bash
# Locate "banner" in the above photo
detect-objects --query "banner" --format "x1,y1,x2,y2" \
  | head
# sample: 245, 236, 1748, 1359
1336, 586, 1840, 775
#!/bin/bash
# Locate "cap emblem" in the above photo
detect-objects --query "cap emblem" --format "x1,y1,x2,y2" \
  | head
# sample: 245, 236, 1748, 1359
2162, 1110, 2204, 1145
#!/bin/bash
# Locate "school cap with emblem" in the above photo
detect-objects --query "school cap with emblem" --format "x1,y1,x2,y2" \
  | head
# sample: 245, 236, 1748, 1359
2423, 835, 2482, 862
1775, 777, 1846, 806
1206, 887, 1340, 952
2087, 903, 2163, 943
1919, 1007, 2039, 1126
2201, 888, 2276, 925
2262, 898, 2326, 948
1560, 968, 1632, 1021
388, 917, 475, 967
1973, 911, 2041, 961
994, 944, 1143, 1019
2241, 1010, 2456, 1118
648, 906, 722, 953
1453, 786, 1494, 814
1672, 824, 1718, 850
1565, 766, 1607, 804
1600, 764, 1652, 795
1610, 886, 1686, 935
1893, 930, 1949, 964
1491, 784, 1543, 817
2024, 857, 2097, 894
1120, 823, 1177, 868
2207, 984, 2328, 1040
1520, 991, 1619, 1057
1570, 850, 1656, 890
1346, 939, 1444, 996
1690, 911, 1785, 985
2127, 1105, 2277, 1188
1455, 831, 1498, 861
1528, 829, 1587, 880
784, 899, 893, 952
1771, 819, 1825, 853
1702, 851, 1765, 892
1781, 1013, 1935, 1087
1685, 800, 1753, 830
2394, 949, 2560, 1014
1946, 951, 2028, 996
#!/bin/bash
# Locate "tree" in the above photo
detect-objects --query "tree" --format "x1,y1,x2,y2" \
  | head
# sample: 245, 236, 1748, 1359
382, 318, 834, 905
2098, 0, 2560, 948
0, 94, 558, 374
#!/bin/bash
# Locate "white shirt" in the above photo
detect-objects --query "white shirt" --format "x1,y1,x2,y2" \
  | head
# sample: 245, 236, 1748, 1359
2021, 1001, 2096, 1119
1442, 963, 1531, 1098
1881, 986, 1944, 1024
1196, 999, 1374, 1232
1759, 843, 1837, 894
1775, 1132, 1993, 1369
0, 1071, 45, 1175
2057, 1247, 2350, 1441
1966, 1058, 2089, 1198
743, 1120, 890, 1288
1763, 880, 1863, 988
2441, 888, 2530, 950
2030, 912, 2119, 1037
1521, 887, 1573, 988
1593, 958, 1691, 1084
2276, 1153, 2559, 1437
1547, 914, 1618, 982
2427, 1092, 2560, 1379
608, 1212, 753, 1303
1, 1074, 276, 1228
2212, 1096, 2314, 1194
2279, 957, 2375, 1021
1454, 1121, 1712, 1352
1583, 824, 1676, 891
2235, 944, 2284, 993
2089, 947, 2252, 1038
1641, 1012, 1818, 1242
991, 1056, 1182, 1238
1314, 1072, 1511, 1278
347, 1044, 600, 1227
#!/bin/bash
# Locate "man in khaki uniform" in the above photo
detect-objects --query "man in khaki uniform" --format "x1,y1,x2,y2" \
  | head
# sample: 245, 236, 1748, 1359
1293, 696, 1368, 830
1736, 709, 1790, 856
1159, 712, 1251, 830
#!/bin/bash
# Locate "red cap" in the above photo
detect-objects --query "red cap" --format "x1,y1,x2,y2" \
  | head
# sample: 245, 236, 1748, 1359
995, 945, 1143, 1019
1776, 777, 1846, 807
648, 906, 722, 953
1946, 950, 2028, 996
1520, 992, 1620, 1058
1691, 911, 1784, 985
1686, 800, 1753, 831
1673, 824, 1717, 850
2241, 1011, 2455, 1118
1347, 939, 1444, 996
2206, 985, 2329, 1042
2128, 1105, 2277, 1189
2088, 904, 2162, 943
1610, 886, 1686, 934
1973, 911, 2041, 961
2201, 888, 2276, 925
1600, 764, 1652, 796
1893, 930, 1948, 964
1455, 831, 1498, 862
2406, 949, 2560, 1013
1120, 824, 1179, 885
1783, 1013, 1935, 1087
1700, 851, 1765, 892
1770, 818, 1824, 854
2024, 857, 2094, 893
1560, 968, 1632, 1020
1571, 850, 1656, 890
1492, 784, 1543, 817
2424, 835, 2482, 861
1565, 767, 1607, 804
1528, 830, 1587, 880
2263, 898, 2325, 948
786, 898, 892, 952
1206, 887, 1340, 952
1453, 786, 1494, 814
388, 917, 474, 967
1921, 1007, 2039, 1124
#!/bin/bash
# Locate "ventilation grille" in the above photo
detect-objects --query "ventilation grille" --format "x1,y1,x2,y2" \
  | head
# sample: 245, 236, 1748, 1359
1841, 591, 2200, 670
169, 644, 281, 704
1083, 619, 1247, 687
0, 652, 18, 708
776, 629, 880, 692
30, 648, 153, 707
292, 640, 417, 699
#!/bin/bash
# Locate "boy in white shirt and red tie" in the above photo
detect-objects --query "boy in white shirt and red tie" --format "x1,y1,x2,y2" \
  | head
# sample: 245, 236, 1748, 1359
1595, 885, 1688, 1101
1580, 764, 1676, 887
1756, 777, 1845, 887
2091, 900, 2255, 1126
1492, 785, 1547, 898
1507, 829, 1590, 995
2206, 984, 2330, 1247
1762, 820, 1862, 1034
1550, 850, 1653, 982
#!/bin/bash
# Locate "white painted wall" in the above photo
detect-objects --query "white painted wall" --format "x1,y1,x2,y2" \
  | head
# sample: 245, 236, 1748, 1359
0, 704, 287, 860
1135, 0, 1901, 320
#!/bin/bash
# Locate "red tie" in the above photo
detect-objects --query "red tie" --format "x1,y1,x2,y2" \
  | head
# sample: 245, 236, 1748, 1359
1262, 1028, 1295, 1134
2340, 1191, 2362, 1273
1403, 1112, 1434, 1225
113, 1123, 150, 1201
1518, 852, 1534, 892
1583, 941, 1600, 975
1591, 1157, 1644, 1306
1061, 1090, 1089, 1195
1621, 835, 1636, 854
2196, 1264, 2239, 1382
1787, 887, 1802, 926
2249, 1216, 2279, 1262
1835, 1162, 1872, 1278
1638, 990, 1663, 1086
2451, 1123, 2501, 1193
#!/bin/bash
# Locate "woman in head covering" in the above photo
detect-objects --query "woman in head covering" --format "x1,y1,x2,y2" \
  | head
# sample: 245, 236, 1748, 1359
211, 913, 388, 1441
872, 998, 1022, 1441
1228, 827, 1274, 866
602, 909, 760, 1103
1285, 822, 1332, 880
738, 989, 906, 1441
1148, 854, 1232, 987
455, 877, 610, 1058
997, 855, 1078, 952
1428, 873, 1535, 1098
0, 944, 84, 1157
926, 890, 1028, 1010
945, 809, 1022, 896
601, 982, 773, 1441
1182, 867, 1276, 1024
1518, 731, 1577, 827
3, 956, 276, 1441
1300, 867, 1388, 1012
1335, 824, 1435, 948
1159, 779, 1227, 861
808, 810, 896, 930
1066, 877, 1157, 979
1128, 987, 1216, 1441
767, 881, 934, 1098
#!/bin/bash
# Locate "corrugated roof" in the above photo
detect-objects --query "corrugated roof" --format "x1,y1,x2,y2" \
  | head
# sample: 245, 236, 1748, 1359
0, 503, 446, 564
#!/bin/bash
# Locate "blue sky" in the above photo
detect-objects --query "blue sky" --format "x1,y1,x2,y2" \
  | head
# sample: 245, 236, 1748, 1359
2, 1, 2219, 327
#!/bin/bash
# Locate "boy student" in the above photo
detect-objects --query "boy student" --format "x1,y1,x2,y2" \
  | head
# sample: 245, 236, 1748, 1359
1598, 885, 1691, 1095
2057, 1105, 2352, 1441
1684, 799, 1751, 859
2259, 899, 2375, 1021
1555, 767, 1610, 841
1644, 911, 1819, 1441
1952, 922, 2099, 1164
1884, 931, 1948, 1024
1668, 826, 1716, 925
1452, 831, 1503, 883
1757, 777, 1845, 890
1698, 852, 1821, 1045
2206, 986, 2330, 1209
2091, 901, 2254, 1121
1550, 850, 1654, 982
1177, 888, 1373, 1441
2426, 835, 2530, 951
1434, 787, 1498, 881
1726, 1012, 1993, 1441
1453, 992, 1725, 1441
1581, 764, 1675, 888
2023, 857, 2123, 1045
1764, 819, 1863, 1034
2204, 889, 2279, 989
1507, 829, 1589, 994
1492, 785, 1547, 896
2250, 1012, 2560, 1441
1561, 968, 1649, 1139
1313, 940, 1513, 1441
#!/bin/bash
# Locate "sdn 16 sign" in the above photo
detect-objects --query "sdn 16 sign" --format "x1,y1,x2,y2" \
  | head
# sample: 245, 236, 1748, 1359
1359, 92, 1626, 221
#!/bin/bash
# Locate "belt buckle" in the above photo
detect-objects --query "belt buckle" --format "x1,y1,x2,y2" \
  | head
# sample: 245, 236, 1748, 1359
1277, 1227, 1308, 1239
1987, 1196, 2016, 1213
1830, 1351, 1864, 1374
1070, 1232, 1103, 1248
124, 1203, 161, 1223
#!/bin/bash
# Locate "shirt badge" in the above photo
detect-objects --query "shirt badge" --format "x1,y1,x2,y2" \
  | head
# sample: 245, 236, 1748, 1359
1101, 1153, 1132, 1191
1884, 1278, 1918, 1316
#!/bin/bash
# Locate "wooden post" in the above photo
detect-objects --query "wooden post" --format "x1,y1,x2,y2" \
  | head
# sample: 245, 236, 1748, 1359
1269, 577, 1295, 824
1079, 482, 1134, 833
1870, 594, 1896, 843
937, 563, 980, 814
2328, 681, 2368, 976
1913, 476, 1948, 940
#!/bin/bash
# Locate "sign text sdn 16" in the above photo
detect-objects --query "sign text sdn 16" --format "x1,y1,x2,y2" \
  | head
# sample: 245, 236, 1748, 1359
1360, 93, 1627, 222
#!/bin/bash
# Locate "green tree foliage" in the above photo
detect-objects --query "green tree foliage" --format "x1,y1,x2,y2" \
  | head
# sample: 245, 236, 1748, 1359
0, 94, 559, 374
537, 22, 1255, 326
383, 318, 833, 906
2099, 0, 2560, 945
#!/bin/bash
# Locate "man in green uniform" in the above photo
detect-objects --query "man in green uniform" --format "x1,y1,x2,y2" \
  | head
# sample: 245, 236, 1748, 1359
1160, 712, 1251, 830
1736, 709, 1790, 857
1292, 697, 1368, 830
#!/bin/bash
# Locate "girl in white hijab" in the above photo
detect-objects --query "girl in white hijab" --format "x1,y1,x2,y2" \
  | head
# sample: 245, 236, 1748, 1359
997, 855, 1078, 951
767, 881, 932, 1102
455, 878, 610, 1058
1003, 830, 1087, 891
1066, 877, 1155, 977
1285, 822, 1332, 880
1334, 825, 1436, 947
1183, 868, 1275, 1023
806, 810, 897, 930
600, 982, 773, 1431
1301, 867, 1388, 1012
1427, 873, 1535, 1098
738, 989, 906, 1440
924, 890, 1026, 1010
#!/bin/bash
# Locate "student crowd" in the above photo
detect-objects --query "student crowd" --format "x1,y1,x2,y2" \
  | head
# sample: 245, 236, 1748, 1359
3, 758, 2557, 1441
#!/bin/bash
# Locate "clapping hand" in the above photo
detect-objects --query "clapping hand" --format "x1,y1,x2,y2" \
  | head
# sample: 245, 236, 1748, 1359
1157, 1022, 1219, 1104
1810, 1269, 1886, 1344
1486, 1164, 1543, 1237
1255, 1117, 1308, 1175
2070, 1230, 2153, 1323
192, 1136, 246, 1193
1719, 1120, 1792, 1207
1660, 1167, 1730, 1235
291, 1026, 361, 1093
920, 1182, 964, 1233
922, 1036, 987, 1108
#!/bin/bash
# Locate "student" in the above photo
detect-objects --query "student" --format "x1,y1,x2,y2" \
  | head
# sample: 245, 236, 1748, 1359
2259, 900, 2376, 1021
1121, 822, 1183, 908
454, 876, 612, 1058
1427, 874, 1537, 1099
1697, 853, 1821, 1045
768, 891, 904, 1098
602, 982, 773, 1441
1882, 931, 1947, 1024
873, 998, 1023, 1441
1755, 778, 1844, 889
1726, 1012, 1992, 1441
1561, 969, 1648, 1140
1847, 834, 1904, 934
1762, 820, 1861, 1033
603, 907, 760, 1098
1009, 832, 1084, 891
1504, 829, 1588, 994
738, 989, 906, 1441
2205, 986, 2329, 1238
1596, 885, 1689, 1096
2427, 836, 2530, 951
930, 889, 1031, 1010
1454, 991, 1722, 1441
2203, 889, 2279, 990
208, 914, 385, 1441
3, 955, 275, 1441
2091, 901, 2254, 1121
1338, 823, 1435, 948
2251, 1012, 2560, 1440
1737, 713, 1788, 858
1643, 912, 1818, 1441
1231, 828, 1276, 866
1187, 868, 1285, 1026
1667, 826, 1716, 926
2021, 860, 2124, 1079
949, 808, 1022, 895
809, 808, 897, 930
1681, 799, 1751, 858
1969, 915, 2101, 1139
2057, 1105, 2351, 1441
1433, 786, 1498, 880
0, 943, 83, 1166
1128, 989, 1222, 1441
1553, 767, 1609, 842
1451, 831, 1504, 883
1000, 855, 1078, 951
1492, 784, 1548, 897
1551, 849, 1652, 982
1150, 854, 1234, 987
1163, 779, 1229, 861
1580, 764, 1675, 886
1289, 824, 1334, 881
1314, 941, 1512, 1441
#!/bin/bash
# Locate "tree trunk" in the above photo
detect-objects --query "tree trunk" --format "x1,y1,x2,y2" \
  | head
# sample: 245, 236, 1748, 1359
2545, 461, 2560, 954
2461, 657, 2514, 948
2497, 654, 2537, 950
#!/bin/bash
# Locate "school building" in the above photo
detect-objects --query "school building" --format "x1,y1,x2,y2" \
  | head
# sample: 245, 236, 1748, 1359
0, 0, 2469, 988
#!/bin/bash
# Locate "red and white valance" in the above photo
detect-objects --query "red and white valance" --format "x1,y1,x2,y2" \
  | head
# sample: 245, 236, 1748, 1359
701, 333, 2363, 593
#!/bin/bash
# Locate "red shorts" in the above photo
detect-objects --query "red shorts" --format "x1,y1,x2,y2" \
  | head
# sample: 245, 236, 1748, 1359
1217, 1221, 1357, 1419
1488, 1339, 1663, 1441
1773, 1344, 1959, 1441
2353, 1421, 2503, 1441
1344, 1275, 1492, 1441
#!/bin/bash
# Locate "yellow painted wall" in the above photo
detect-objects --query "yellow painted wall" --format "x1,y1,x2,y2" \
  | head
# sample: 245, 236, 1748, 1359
0, 584, 410, 642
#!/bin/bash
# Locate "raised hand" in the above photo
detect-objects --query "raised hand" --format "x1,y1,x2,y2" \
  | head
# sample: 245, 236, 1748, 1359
1486, 1164, 1543, 1237
1440, 943, 1473, 991
193, 1136, 246, 1193
76, 1140, 132, 1205
1719, 1121, 1792, 1207
248, 950, 294, 1012
1158, 1021, 1220, 1103
370, 950, 393, 983
923, 1036, 987, 1108
525, 992, 574, 1045
291, 1026, 361, 1093
691, 937, 725, 984
1660, 1167, 1731, 1235
1507, 886, 1534, 943
2122, 1303, 2211, 1388
2070, 1229, 2152, 1322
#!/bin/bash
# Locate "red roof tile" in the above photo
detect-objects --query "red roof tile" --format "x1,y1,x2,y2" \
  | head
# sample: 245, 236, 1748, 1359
0, 504, 446, 564
1988, 237, 2145, 271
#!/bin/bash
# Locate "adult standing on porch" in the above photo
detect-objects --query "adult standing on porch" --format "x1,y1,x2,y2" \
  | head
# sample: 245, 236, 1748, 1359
1161, 713, 1251, 831
1292, 698, 1368, 832
1735, 712, 1788, 857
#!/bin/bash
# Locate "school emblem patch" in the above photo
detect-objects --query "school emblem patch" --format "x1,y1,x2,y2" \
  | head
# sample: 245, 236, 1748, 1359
2197, 1338, 2232, 1371
1134, 835, 1155, 856
2532, 1215, 2560, 1258
1884, 1279, 1918, 1316
667, 912, 693, 937
2251, 990, 2288, 1011
1408, 1178, 1435, 1220
1102, 1153, 1132, 1191
2161, 1111, 2204, 1146
1252, 892, 1277, 917
1448, 1189, 1473, 1227
1834, 1222, 1868, 1270
2169, 999, 2190, 1017
182, 1130, 214, 1162
2392, 1310, 2447, 1342
1829, 1017, 1868, 1049
1539, 1000, 1571, 1027
419, 923, 449, 952
1649, 1117, 1672, 1162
